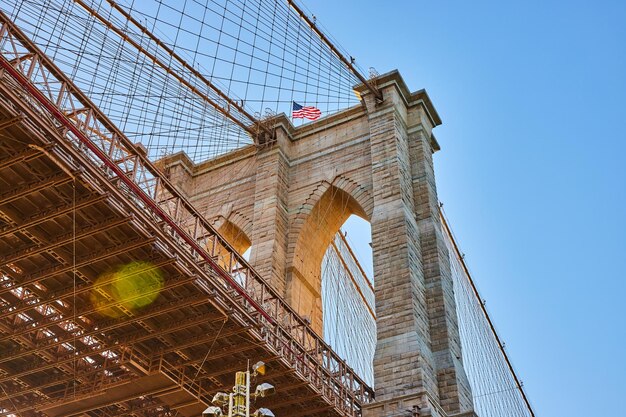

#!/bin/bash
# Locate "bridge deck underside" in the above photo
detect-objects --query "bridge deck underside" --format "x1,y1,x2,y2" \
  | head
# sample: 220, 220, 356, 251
0, 102, 340, 417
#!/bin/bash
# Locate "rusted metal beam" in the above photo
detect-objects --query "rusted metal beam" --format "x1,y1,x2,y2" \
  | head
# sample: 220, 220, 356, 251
0, 258, 176, 319
0, 321, 79, 403
0, 236, 155, 297
0, 314, 230, 399
0, 12, 375, 413
0, 143, 42, 170
0, 11, 273, 327
54, 386, 184, 417
0, 358, 141, 405
0, 192, 107, 238
0, 342, 141, 385
281, 404, 334, 417
0, 274, 188, 343
0, 172, 72, 205
0, 302, 223, 364
53, 387, 190, 417
185, 348, 279, 382
7, 340, 260, 412
267, 392, 324, 411
1, 299, 227, 368
1, 216, 132, 264
0, 272, 195, 342
120, 397, 200, 417
156, 327, 255, 359
0, 114, 25, 131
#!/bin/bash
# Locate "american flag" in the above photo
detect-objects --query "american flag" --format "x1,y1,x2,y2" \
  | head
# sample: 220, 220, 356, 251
292, 101, 321, 121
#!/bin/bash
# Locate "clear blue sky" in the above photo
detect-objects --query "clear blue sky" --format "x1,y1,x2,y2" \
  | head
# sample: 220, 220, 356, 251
311, 0, 626, 415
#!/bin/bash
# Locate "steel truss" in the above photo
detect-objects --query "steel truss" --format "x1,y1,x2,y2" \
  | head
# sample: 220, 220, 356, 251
0, 10, 373, 417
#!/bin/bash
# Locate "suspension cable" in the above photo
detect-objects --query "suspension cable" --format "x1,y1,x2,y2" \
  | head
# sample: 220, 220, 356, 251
286, 0, 383, 102
73, 0, 274, 144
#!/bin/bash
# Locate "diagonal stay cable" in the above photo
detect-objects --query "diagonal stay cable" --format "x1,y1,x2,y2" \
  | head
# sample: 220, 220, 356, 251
286, 0, 382, 102
72, 0, 273, 144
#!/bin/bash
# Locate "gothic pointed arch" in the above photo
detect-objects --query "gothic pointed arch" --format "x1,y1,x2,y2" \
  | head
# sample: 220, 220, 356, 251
285, 175, 372, 333
288, 175, 373, 260
210, 213, 252, 256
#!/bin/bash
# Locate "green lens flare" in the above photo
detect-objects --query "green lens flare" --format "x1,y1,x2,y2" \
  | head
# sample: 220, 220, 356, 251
91, 261, 164, 317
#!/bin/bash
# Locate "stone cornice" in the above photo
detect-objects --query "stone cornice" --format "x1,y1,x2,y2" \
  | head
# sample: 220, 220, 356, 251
156, 145, 257, 176
268, 104, 366, 143
354, 69, 442, 128
156, 70, 442, 170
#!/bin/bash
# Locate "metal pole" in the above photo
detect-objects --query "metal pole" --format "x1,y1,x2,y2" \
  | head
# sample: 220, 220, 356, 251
246, 370, 251, 417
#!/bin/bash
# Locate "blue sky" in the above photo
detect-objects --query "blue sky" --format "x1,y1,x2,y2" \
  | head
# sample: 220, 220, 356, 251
312, 0, 626, 415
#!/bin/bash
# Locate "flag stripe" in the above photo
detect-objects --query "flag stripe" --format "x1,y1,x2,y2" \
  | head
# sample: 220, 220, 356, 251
292, 101, 321, 121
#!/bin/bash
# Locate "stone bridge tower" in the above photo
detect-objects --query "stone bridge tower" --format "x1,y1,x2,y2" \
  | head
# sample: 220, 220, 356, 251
160, 71, 476, 417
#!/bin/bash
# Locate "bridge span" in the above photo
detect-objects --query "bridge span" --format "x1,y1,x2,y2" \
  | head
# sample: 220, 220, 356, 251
1, 2, 534, 417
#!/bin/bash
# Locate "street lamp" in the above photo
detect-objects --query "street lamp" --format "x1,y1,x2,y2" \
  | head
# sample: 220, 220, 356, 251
202, 406, 223, 417
254, 383, 275, 398
209, 361, 275, 417
252, 408, 275, 417
212, 392, 230, 406
252, 361, 266, 376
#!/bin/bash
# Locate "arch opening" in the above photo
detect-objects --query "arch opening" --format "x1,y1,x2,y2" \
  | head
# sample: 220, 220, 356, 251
321, 215, 375, 387
207, 219, 253, 285
288, 184, 376, 385
217, 220, 252, 256
287, 186, 365, 328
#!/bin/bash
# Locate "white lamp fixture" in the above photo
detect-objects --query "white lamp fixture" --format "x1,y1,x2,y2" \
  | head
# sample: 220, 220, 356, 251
254, 383, 275, 398
211, 392, 230, 406
203, 363, 275, 417
203, 406, 223, 417
252, 361, 266, 376
252, 408, 275, 417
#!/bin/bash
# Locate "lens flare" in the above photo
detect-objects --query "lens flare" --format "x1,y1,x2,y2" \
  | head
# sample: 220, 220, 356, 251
91, 261, 164, 318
